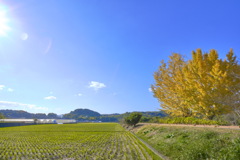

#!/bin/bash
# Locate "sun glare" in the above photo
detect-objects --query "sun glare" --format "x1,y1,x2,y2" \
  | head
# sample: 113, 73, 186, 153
0, 8, 10, 36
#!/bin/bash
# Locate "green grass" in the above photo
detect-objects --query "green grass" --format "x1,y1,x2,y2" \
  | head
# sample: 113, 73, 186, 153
158, 117, 228, 125
0, 123, 161, 160
0, 123, 125, 132
135, 125, 240, 160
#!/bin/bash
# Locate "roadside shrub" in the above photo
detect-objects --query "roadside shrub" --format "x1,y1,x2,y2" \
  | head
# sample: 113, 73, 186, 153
124, 112, 142, 127
215, 114, 240, 126
158, 117, 228, 125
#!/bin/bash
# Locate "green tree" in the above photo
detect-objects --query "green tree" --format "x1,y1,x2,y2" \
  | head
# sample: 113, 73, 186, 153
140, 116, 151, 122
0, 113, 5, 119
124, 112, 142, 126
47, 113, 58, 119
34, 118, 38, 124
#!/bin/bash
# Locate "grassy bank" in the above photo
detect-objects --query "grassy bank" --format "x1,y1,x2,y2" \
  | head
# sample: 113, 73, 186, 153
134, 124, 240, 160
158, 117, 228, 125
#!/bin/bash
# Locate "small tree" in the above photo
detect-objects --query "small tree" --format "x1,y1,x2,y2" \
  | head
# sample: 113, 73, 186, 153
124, 112, 142, 127
34, 118, 38, 124
47, 113, 58, 119
0, 113, 5, 119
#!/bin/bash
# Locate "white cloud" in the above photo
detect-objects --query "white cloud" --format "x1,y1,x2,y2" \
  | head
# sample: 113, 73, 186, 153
0, 85, 14, 92
148, 88, 153, 92
0, 101, 48, 111
7, 88, 14, 92
88, 81, 106, 91
0, 85, 5, 90
77, 93, 83, 96
44, 96, 57, 100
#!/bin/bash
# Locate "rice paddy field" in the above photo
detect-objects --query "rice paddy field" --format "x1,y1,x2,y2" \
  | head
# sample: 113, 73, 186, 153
0, 123, 160, 160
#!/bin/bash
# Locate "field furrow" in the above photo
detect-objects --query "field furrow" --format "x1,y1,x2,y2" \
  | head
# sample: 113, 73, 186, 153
0, 123, 160, 159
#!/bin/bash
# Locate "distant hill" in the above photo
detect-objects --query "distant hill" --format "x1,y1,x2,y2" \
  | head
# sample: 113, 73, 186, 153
63, 108, 101, 119
103, 111, 166, 117
0, 110, 58, 119
0, 109, 167, 122
0, 110, 33, 119
140, 111, 167, 117
101, 111, 167, 122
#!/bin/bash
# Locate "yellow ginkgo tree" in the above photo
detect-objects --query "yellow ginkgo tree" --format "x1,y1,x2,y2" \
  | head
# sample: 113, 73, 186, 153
152, 49, 240, 119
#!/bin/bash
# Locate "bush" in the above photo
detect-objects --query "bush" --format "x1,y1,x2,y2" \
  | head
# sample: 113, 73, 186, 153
0, 113, 5, 119
216, 113, 240, 126
158, 117, 228, 125
124, 112, 142, 127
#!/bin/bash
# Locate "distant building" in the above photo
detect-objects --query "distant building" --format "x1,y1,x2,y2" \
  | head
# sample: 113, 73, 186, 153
0, 119, 34, 123
0, 119, 76, 124
55, 119, 76, 124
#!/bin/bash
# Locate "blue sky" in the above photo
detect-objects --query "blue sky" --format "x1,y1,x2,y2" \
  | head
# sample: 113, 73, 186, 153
0, 0, 239, 114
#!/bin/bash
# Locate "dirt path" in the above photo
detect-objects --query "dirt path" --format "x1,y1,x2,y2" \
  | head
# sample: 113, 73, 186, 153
138, 123, 240, 130
129, 130, 169, 160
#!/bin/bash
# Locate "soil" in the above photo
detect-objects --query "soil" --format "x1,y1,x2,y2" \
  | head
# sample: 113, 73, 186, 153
136, 123, 240, 130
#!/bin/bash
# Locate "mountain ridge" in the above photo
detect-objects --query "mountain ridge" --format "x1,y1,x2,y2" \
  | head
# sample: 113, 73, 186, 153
0, 108, 166, 122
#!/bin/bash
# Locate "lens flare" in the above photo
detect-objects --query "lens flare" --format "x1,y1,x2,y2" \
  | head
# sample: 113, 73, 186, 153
0, 7, 10, 36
